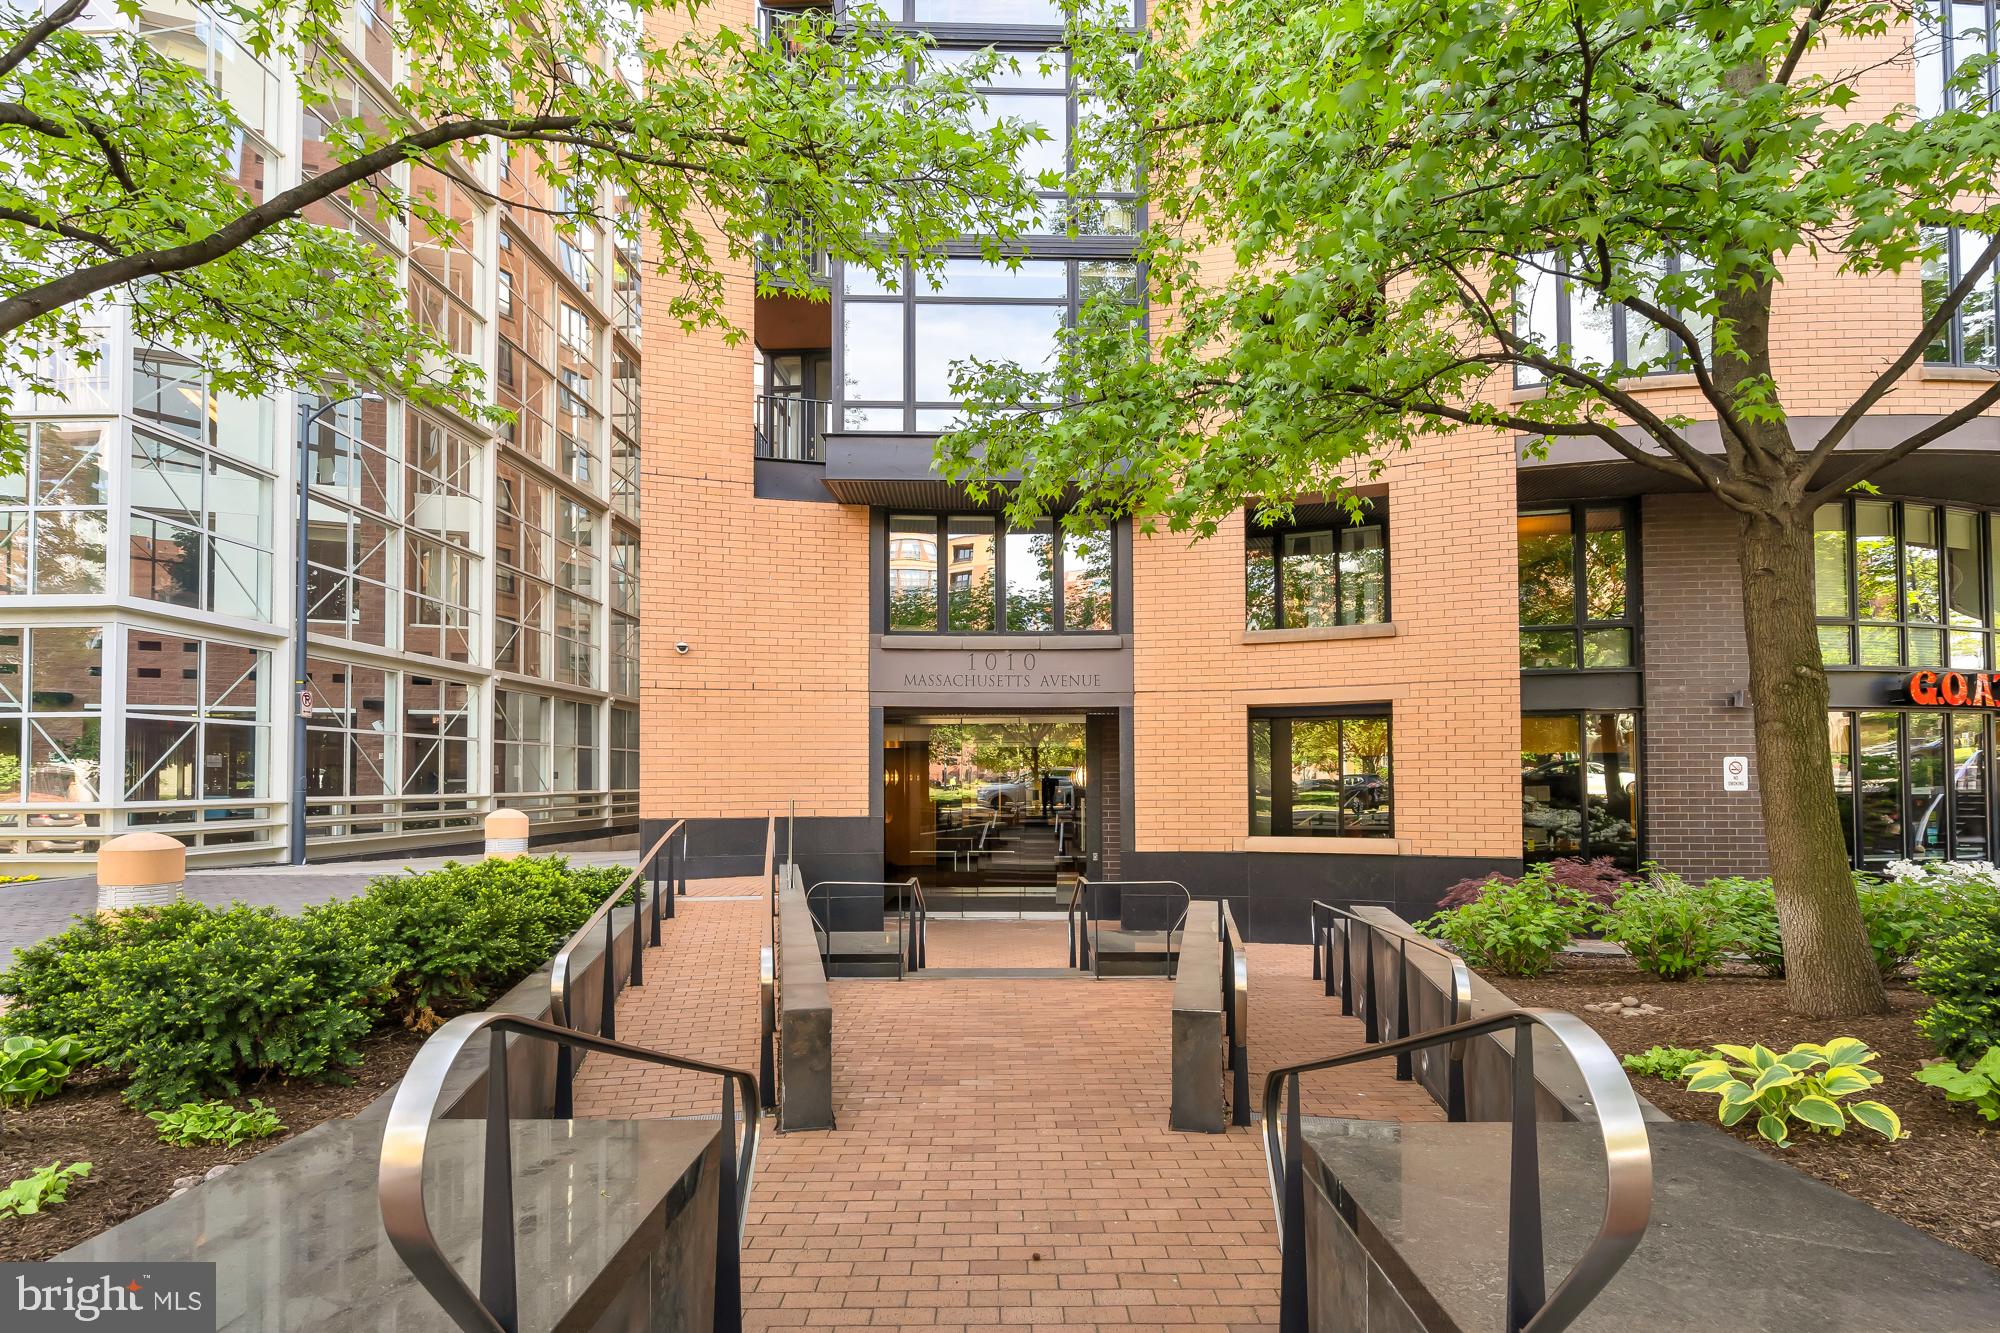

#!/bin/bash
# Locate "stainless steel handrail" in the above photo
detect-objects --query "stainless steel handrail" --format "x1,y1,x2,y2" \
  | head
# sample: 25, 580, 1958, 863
1220, 901, 1250, 1127
1075, 878, 1191, 978
548, 820, 683, 1116
1310, 898, 1473, 1114
1262, 1009, 1651, 1333
380, 1010, 760, 1333
806, 879, 923, 978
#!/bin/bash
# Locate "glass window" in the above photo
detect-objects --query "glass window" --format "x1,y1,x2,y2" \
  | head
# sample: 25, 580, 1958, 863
1004, 519, 1055, 631
1245, 505, 1389, 630
129, 427, 275, 619
1518, 505, 1635, 670
1816, 498, 1998, 670
1922, 223, 2000, 367
1830, 708, 1996, 867
888, 513, 1110, 634
1248, 710, 1393, 838
1513, 253, 1708, 386
0, 628, 104, 814
1522, 711, 1641, 868
2, 422, 110, 595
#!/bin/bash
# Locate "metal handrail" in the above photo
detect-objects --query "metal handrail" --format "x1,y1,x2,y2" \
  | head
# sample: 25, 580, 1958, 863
1310, 899, 1474, 1117
753, 392, 830, 462
380, 1010, 759, 1333
548, 820, 683, 1116
806, 879, 924, 978
1220, 901, 1250, 1127
1262, 1009, 1651, 1333
1069, 878, 1192, 978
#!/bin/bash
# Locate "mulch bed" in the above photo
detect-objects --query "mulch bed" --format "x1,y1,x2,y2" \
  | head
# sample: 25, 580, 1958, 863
0, 1030, 424, 1262
1488, 957, 2000, 1268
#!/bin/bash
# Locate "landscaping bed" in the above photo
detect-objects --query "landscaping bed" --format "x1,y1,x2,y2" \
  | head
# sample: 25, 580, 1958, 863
0, 1029, 422, 1262
1490, 955, 2000, 1268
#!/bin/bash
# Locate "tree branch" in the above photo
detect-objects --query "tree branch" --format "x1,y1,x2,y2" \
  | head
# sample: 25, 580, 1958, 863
0, 203, 120, 253
0, 0, 86, 84
1803, 227, 2000, 477
1809, 374, 2000, 503
1776, 1, 1834, 86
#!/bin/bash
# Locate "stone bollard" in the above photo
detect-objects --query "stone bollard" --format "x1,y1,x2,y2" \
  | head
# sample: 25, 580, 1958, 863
484, 808, 530, 860
96, 831, 186, 917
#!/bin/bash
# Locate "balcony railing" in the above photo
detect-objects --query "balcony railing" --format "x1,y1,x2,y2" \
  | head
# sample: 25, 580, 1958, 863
755, 392, 830, 463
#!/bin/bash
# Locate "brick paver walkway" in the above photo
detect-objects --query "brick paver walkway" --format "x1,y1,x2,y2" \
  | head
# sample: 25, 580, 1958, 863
574, 883, 1440, 1331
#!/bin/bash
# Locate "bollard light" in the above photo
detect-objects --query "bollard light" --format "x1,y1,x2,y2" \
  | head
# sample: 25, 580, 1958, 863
484, 808, 530, 860
96, 831, 186, 917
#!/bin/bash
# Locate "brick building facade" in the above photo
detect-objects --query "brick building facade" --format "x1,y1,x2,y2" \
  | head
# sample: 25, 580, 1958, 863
633, 2, 2000, 936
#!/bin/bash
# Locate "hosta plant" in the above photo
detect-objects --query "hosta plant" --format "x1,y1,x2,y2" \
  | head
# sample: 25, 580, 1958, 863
0, 1162, 90, 1217
1912, 1048, 2000, 1123
0, 1033, 92, 1108
1683, 1039, 1903, 1148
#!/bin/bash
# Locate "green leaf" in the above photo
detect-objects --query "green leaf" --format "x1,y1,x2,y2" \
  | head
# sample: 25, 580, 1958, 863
1756, 1113, 1791, 1147
1718, 1099, 1754, 1127
1848, 1100, 1904, 1140
1791, 1095, 1847, 1132
1749, 1065, 1800, 1097
1819, 1038, 1876, 1069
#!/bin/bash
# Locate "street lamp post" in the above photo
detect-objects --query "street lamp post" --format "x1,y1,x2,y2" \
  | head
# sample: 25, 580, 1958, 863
292, 390, 382, 866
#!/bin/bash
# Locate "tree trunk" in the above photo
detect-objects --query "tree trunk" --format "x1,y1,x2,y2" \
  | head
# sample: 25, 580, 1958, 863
1737, 507, 1888, 1017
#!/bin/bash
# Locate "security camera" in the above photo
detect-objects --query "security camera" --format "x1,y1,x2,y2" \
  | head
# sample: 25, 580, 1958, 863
674, 641, 690, 655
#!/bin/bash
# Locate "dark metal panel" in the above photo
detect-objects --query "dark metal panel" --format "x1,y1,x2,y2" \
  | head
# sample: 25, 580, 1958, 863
1520, 672, 1643, 711
753, 459, 838, 502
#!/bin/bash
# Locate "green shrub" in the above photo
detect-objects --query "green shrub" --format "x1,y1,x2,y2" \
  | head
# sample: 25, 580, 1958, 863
1599, 873, 1742, 981
149, 1097, 286, 1147
0, 1033, 92, 1108
333, 856, 632, 1032
1913, 903, 2000, 1063
0, 1162, 90, 1217
1683, 1038, 1902, 1148
1708, 876, 1786, 977
0, 902, 386, 1110
1856, 873, 1950, 979
1622, 1045, 1715, 1081
1913, 1048, 2000, 1122
1417, 868, 1599, 976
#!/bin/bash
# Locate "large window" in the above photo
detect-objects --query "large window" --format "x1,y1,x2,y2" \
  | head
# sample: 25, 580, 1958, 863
1833, 709, 1994, 867
1522, 711, 1641, 867
1513, 253, 1707, 386
1921, 226, 2000, 367
1249, 709, 1393, 838
1518, 504, 1636, 670
886, 513, 1112, 633
1916, 1, 1997, 120
842, 258, 1139, 430
1245, 504, 1387, 630
1815, 498, 2000, 669
0, 627, 105, 823
122, 631, 268, 811
0, 421, 108, 595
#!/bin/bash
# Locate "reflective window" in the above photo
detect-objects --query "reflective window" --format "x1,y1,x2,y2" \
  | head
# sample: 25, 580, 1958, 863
1249, 709, 1393, 838
1923, 224, 2000, 366
1832, 708, 1995, 866
887, 514, 1114, 634
129, 424, 275, 620
1244, 503, 1388, 630
1814, 498, 2000, 668
839, 257, 1141, 428
1513, 252, 1708, 385
0, 626, 105, 809
1522, 711, 1641, 867
610, 705, 639, 793
1915, 2, 1995, 120
494, 690, 550, 794
1518, 505, 1635, 670
0, 422, 109, 595
555, 700, 596, 792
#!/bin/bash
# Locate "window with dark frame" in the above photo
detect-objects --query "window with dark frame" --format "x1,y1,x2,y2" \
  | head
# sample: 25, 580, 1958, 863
1813, 497, 2000, 669
1521, 711, 1641, 869
1518, 504, 1637, 670
1249, 708, 1393, 838
1512, 252, 1709, 388
1244, 503, 1388, 631
1831, 708, 1994, 868
885, 513, 1114, 634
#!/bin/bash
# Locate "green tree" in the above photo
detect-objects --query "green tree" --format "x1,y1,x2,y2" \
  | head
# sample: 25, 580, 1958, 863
945, 0, 2000, 1016
0, 0, 1048, 465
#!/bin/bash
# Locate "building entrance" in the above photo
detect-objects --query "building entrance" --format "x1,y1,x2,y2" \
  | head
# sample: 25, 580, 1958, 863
883, 711, 1111, 913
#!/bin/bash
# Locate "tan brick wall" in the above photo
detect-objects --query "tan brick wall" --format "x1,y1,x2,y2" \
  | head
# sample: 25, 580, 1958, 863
637, 0, 870, 822
1129, 430, 1523, 859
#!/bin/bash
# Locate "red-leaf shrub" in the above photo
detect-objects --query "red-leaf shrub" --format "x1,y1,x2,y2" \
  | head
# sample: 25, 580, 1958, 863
1434, 857, 1633, 911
